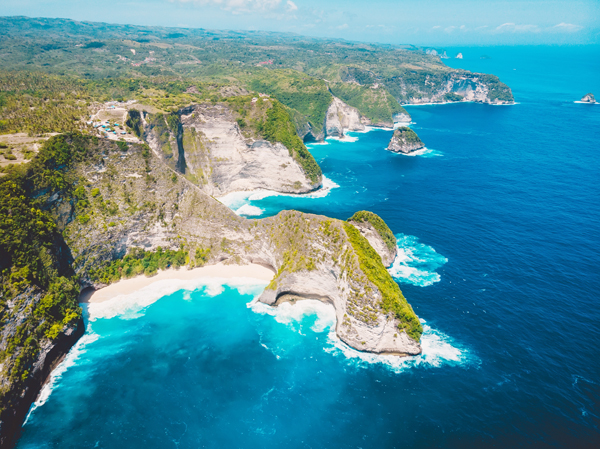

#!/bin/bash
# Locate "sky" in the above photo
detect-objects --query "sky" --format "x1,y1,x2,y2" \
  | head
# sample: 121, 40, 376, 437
2, 0, 599, 46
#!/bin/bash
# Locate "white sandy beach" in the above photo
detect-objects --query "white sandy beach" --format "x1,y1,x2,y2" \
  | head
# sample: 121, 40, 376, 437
80, 262, 275, 304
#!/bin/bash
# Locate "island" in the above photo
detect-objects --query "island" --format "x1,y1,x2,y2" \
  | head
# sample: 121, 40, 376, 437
387, 127, 426, 154
580, 93, 596, 104
0, 16, 516, 447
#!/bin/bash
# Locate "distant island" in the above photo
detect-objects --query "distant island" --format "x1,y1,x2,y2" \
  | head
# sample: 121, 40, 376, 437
0, 16, 515, 447
580, 93, 596, 104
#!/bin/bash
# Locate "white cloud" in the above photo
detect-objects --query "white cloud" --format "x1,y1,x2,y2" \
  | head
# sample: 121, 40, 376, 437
286, 0, 298, 12
337, 23, 349, 30
444, 26, 456, 33
494, 22, 540, 33
431, 25, 441, 30
552, 22, 583, 32
175, 0, 283, 13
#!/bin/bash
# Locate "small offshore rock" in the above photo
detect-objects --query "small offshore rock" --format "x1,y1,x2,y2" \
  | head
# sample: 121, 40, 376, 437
387, 127, 425, 154
580, 93, 596, 103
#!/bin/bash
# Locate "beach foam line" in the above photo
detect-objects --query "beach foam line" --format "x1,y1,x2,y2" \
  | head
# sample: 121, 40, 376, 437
82, 262, 273, 304
326, 134, 359, 142
249, 298, 469, 372
326, 319, 470, 373
87, 276, 269, 321
217, 175, 340, 215
388, 233, 448, 287
24, 330, 100, 424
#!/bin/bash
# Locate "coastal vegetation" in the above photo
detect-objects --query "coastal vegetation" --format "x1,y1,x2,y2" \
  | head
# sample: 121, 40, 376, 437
343, 222, 422, 340
348, 211, 397, 252
0, 136, 86, 416
89, 247, 188, 284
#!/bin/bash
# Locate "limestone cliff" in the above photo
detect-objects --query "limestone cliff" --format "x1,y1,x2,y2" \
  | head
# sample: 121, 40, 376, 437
324, 96, 365, 138
398, 72, 514, 105
387, 127, 425, 154
140, 100, 322, 196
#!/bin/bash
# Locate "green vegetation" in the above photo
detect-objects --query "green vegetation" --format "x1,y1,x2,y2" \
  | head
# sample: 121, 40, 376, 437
348, 211, 396, 252
261, 101, 322, 183
394, 126, 423, 145
478, 74, 514, 103
125, 110, 144, 138
329, 82, 407, 125
248, 70, 331, 136
0, 136, 87, 409
444, 92, 464, 102
89, 247, 188, 284
343, 222, 422, 341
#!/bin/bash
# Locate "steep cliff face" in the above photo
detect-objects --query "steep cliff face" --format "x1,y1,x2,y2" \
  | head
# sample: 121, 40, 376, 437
387, 127, 425, 154
142, 102, 321, 196
324, 96, 365, 138
393, 72, 514, 105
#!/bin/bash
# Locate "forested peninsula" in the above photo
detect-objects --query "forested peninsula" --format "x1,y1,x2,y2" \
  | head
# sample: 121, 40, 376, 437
0, 16, 514, 447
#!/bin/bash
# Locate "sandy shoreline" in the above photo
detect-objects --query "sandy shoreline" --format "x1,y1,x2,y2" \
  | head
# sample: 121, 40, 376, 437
80, 262, 275, 304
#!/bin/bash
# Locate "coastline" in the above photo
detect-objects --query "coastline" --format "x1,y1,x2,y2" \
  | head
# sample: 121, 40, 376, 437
80, 262, 275, 304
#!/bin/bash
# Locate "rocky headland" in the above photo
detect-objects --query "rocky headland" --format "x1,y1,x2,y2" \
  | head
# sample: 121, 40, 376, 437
387, 127, 425, 154
0, 126, 421, 446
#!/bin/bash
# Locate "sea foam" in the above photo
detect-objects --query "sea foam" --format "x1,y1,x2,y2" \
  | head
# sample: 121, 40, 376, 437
87, 278, 267, 321
388, 233, 448, 286
250, 298, 468, 372
217, 176, 340, 217
24, 330, 100, 423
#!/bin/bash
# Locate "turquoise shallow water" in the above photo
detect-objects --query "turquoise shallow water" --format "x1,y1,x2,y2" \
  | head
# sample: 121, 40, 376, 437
18, 46, 600, 448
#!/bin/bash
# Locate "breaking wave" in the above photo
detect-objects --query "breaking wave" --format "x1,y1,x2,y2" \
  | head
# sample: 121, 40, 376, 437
24, 331, 100, 424
218, 176, 340, 217
250, 298, 469, 372
388, 233, 448, 286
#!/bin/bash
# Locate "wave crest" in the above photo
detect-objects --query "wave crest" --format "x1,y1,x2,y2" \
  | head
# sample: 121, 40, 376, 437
388, 233, 447, 286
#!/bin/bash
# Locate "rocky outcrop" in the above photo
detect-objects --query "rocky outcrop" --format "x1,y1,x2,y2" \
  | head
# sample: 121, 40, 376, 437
142, 103, 321, 196
580, 93, 596, 103
386, 71, 514, 105
456, 53, 463, 59
324, 96, 365, 138
387, 127, 425, 154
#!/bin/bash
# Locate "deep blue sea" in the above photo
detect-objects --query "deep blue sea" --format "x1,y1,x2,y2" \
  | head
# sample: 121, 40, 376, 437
18, 46, 600, 448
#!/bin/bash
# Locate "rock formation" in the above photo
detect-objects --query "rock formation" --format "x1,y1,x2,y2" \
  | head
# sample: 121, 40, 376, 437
580, 93, 596, 103
324, 96, 365, 138
142, 103, 322, 196
387, 127, 425, 154
393, 112, 411, 124
456, 53, 463, 59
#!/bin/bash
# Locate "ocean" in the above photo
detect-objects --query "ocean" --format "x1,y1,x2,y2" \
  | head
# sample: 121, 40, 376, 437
17, 46, 600, 448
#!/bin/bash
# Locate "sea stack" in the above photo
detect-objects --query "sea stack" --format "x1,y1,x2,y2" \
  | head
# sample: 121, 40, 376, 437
580, 93, 596, 103
456, 52, 463, 59
387, 127, 425, 154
